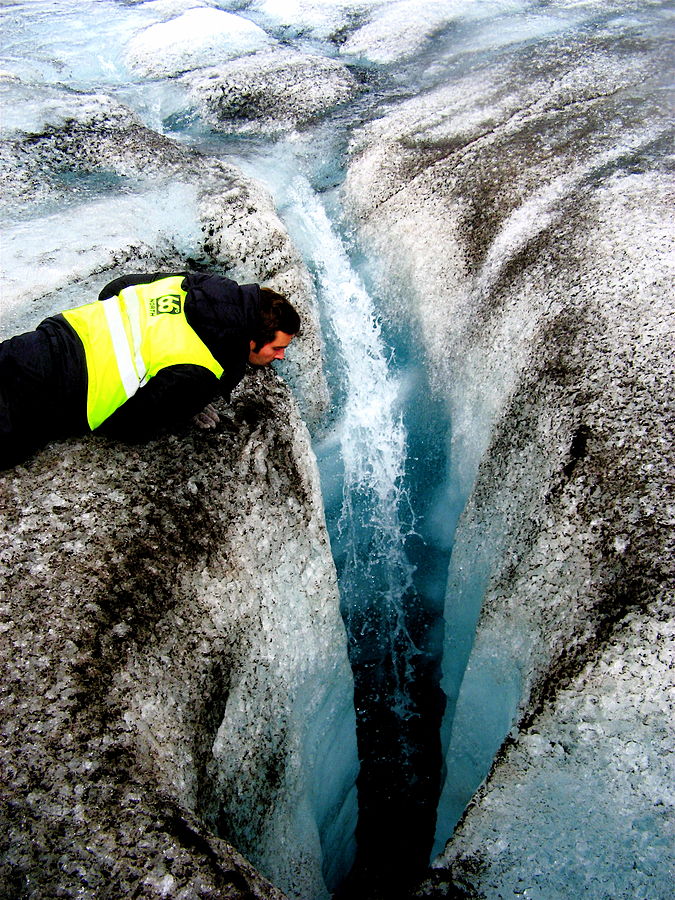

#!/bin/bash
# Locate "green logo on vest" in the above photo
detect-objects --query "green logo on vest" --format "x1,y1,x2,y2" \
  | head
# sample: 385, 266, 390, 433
149, 294, 182, 316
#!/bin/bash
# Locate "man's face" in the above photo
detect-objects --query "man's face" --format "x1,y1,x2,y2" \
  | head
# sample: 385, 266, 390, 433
248, 331, 294, 366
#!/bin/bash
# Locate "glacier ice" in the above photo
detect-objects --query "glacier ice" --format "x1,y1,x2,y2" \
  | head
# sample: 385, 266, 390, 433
1, 0, 673, 898
126, 7, 273, 79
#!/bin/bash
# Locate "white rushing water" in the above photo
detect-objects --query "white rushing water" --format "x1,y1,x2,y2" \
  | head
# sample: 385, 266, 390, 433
233, 145, 450, 890
235, 136, 439, 735
257, 167, 419, 695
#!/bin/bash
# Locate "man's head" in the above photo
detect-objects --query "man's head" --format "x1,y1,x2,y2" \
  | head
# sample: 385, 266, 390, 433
249, 288, 300, 366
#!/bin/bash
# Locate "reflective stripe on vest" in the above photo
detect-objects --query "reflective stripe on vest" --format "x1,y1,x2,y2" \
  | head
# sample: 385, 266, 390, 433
63, 276, 224, 430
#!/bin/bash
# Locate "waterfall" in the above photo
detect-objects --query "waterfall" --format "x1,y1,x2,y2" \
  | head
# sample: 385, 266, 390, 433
237, 154, 448, 890
279, 176, 419, 697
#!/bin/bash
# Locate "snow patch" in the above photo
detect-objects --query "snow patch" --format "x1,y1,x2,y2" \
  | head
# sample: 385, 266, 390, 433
341, 0, 526, 64
126, 7, 273, 78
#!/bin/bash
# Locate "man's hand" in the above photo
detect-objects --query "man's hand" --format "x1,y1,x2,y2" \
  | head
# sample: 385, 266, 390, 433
192, 403, 220, 430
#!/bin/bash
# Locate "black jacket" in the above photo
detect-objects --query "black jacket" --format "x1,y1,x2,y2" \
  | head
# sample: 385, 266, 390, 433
0, 272, 260, 467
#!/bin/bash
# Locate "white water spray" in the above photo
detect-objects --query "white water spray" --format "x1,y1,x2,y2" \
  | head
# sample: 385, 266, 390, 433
265, 170, 420, 710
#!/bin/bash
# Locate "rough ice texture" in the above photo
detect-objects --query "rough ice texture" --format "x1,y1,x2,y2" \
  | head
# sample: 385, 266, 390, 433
0, 87, 356, 899
343, 5, 674, 896
185, 49, 360, 133
249, 0, 383, 41
126, 7, 273, 79
417, 600, 674, 898
0, 372, 353, 900
339, 0, 511, 64
0, 86, 329, 427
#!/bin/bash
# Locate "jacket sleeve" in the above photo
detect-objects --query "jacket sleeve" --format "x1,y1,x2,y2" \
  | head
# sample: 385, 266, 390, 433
94, 364, 220, 442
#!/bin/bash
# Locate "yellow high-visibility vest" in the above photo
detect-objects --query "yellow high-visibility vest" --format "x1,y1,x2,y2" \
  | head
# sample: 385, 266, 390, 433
62, 276, 224, 430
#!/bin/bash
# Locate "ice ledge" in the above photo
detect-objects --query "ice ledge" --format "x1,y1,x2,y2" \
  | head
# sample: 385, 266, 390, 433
423, 594, 673, 899
0, 363, 357, 900
342, 10, 673, 895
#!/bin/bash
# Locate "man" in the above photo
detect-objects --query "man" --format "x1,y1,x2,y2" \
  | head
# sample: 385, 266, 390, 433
0, 271, 300, 469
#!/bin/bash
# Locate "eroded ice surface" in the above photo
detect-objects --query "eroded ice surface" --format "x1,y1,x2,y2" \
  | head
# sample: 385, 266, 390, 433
1, 0, 673, 898
434, 605, 674, 899
0, 4, 358, 897
126, 7, 273, 79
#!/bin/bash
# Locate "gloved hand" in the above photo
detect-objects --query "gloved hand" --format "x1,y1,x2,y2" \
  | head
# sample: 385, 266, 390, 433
192, 403, 220, 430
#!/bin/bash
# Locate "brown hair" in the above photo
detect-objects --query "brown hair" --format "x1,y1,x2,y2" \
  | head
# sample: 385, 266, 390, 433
252, 288, 301, 350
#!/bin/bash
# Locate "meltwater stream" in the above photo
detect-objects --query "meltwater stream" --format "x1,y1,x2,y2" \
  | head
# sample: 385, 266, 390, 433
233, 155, 452, 893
